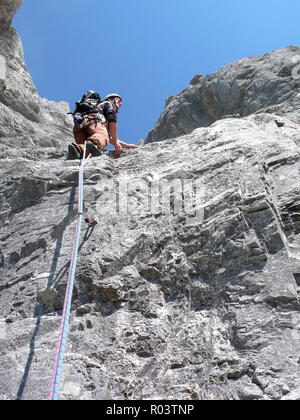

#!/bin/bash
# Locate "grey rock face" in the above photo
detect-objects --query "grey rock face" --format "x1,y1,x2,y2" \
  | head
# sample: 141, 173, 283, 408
1, 2, 300, 401
146, 46, 300, 143
0, 4, 73, 157
0, 27, 41, 122
1, 112, 300, 401
0, 0, 22, 35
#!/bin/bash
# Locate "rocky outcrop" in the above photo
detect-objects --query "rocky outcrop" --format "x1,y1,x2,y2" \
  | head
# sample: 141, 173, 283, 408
0, 0, 22, 35
0, 0, 73, 158
146, 46, 300, 143
0, 2, 300, 401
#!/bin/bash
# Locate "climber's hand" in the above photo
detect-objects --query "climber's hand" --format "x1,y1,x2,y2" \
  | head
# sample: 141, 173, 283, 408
112, 139, 123, 155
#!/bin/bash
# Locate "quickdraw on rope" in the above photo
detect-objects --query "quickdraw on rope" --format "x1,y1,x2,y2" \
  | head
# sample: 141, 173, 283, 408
48, 143, 92, 400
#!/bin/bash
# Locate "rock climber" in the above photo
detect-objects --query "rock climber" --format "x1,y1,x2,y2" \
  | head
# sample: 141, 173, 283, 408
68, 92, 137, 159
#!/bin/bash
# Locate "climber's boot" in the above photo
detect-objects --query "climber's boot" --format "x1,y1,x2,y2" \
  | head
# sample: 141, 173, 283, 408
68, 143, 81, 160
86, 141, 102, 157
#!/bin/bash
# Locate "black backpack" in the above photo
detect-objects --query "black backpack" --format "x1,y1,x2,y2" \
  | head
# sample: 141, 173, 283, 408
74, 91, 101, 115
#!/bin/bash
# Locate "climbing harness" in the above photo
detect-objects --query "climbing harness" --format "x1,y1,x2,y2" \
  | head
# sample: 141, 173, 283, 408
48, 142, 95, 400
68, 90, 103, 127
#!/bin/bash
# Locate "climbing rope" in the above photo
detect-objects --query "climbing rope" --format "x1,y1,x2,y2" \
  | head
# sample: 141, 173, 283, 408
48, 143, 90, 400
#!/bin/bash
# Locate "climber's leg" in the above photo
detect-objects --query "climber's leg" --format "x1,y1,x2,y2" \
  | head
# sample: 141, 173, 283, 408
73, 125, 91, 158
86, 122, 110, 151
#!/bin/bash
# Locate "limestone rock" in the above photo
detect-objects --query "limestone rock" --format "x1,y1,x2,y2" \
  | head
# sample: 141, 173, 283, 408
146, 46, 300, 143
1, 1, 300, 401
0, 2, 73, 157
0, 27, 41, 122
1, 111, 300, 400
0, 0, 22, 35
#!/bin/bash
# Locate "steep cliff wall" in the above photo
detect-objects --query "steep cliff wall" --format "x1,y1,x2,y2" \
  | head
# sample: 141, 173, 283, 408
0, 0, 73, 160
0, 2, 300, 400
145, 46, 300, 143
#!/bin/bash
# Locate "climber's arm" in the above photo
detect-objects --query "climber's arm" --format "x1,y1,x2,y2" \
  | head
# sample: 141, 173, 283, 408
118, 140, 137, 149
108, 121, 123, 154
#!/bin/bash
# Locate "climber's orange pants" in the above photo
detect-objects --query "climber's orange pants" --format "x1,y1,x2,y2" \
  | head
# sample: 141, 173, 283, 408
73, 122, 110, 158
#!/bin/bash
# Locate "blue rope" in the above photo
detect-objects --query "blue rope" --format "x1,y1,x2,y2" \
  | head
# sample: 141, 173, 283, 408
48, 143, 87, 400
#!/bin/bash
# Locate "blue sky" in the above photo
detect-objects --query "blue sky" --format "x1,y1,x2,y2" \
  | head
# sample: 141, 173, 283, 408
13, 0, 300, 145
